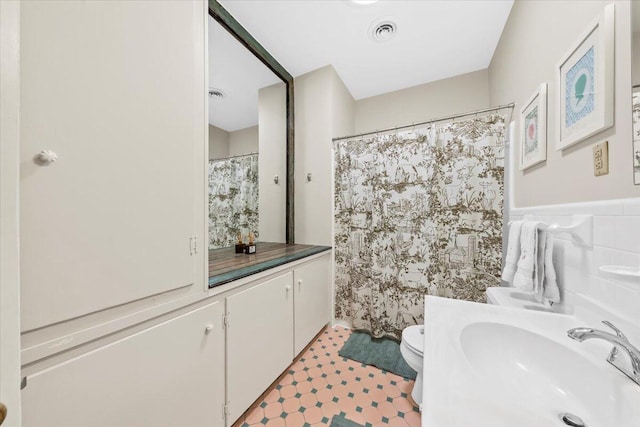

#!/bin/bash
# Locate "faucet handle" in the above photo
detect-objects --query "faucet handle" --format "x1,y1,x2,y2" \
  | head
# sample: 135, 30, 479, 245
602, 320, 627, 341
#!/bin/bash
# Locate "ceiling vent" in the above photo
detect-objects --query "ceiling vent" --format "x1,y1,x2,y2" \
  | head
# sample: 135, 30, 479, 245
369, 18, 397, 43
208, 88, 225, 99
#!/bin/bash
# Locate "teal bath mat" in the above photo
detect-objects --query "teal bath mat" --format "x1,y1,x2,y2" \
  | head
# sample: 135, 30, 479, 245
338, 331, 417, 380
330, 413, 365, 427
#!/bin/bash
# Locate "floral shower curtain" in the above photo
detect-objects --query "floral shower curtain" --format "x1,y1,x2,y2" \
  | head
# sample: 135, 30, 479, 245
208, 153, 259, 250
334, 114, 506, 340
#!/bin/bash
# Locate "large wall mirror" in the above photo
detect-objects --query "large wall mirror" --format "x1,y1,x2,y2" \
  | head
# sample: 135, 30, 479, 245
632, 1, 640, 184
208, 1, 294, 283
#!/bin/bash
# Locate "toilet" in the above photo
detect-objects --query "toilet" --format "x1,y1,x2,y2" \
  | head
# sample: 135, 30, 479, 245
399, 324, 424, 406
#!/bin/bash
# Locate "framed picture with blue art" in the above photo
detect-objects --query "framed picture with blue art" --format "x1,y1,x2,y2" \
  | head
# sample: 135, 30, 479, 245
556, 3, 614, 151
632, 88, 640, 185
519, 83, 547, 170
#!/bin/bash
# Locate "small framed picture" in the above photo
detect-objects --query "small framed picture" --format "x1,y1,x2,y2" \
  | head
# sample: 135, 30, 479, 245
632, 88, 640, 185
519, 83, 547, 170
556, 3, 614, 151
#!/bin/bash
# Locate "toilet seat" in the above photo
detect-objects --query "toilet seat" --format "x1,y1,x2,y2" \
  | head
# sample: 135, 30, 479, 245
402, 325, 424, 355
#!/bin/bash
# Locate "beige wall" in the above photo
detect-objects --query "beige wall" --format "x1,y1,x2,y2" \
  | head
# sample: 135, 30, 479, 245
208, 124, 229, 160
295, 65, 355, 246
258, 82, 287, 243
490, 0, 638, 207
354, 69, 490, 134
229, 125, 258, 157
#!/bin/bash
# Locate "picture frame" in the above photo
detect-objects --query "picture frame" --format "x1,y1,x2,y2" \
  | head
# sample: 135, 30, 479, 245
632, 87, 640, 185
556, 3, 614, 151
519, 83, 547, 170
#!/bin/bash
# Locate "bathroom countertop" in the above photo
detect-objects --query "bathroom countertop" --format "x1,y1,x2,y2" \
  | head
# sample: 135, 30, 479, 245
421, 296, 639, 427
208, 242, 331, 288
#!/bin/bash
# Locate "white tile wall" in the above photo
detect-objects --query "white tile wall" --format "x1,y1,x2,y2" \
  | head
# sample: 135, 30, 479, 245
509, 198, 640, 341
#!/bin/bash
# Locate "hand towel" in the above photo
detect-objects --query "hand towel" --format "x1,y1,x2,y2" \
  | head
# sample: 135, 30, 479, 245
513, 221, 541, 291
542, 233, 560, 305
501, 220, 523, 284
533, 228, 547, 302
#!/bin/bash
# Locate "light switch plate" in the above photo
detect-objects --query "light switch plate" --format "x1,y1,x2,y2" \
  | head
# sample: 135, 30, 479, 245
593, 141, 609, 176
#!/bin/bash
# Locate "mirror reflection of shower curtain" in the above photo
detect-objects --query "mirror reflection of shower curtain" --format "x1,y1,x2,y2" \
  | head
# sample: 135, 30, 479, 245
208, 153, 259, 250
334, 114, 506, 340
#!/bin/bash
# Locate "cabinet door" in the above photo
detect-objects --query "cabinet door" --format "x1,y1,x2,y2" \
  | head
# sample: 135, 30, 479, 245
294, 255, 330, 355
226, 272, 294, 425
22, 300, 225, 427
19, 0, 206, 331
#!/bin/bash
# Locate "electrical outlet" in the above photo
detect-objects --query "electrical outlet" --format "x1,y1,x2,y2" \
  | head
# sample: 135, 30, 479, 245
593, 141, 609, 176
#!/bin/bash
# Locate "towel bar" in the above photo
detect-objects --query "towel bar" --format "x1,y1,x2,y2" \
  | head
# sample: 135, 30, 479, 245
508, 214, 593, 247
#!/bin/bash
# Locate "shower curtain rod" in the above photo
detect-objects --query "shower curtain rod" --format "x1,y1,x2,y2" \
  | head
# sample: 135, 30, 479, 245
332, 102, 515, 142
209, 152, 258, 162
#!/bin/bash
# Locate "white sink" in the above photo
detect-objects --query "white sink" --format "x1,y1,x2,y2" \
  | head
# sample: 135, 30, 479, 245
422, 297, 640, 427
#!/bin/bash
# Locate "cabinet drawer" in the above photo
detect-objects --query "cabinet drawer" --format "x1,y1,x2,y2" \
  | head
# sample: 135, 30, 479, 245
22, 300, 225, 427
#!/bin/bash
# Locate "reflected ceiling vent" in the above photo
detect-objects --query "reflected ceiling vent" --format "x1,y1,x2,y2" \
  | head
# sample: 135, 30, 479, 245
208, 88, 225, 99
369, 18, 397, 43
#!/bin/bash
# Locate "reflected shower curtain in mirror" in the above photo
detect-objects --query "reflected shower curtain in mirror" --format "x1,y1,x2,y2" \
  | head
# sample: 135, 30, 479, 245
208, 153, 259, 250
334, 114, 506, 340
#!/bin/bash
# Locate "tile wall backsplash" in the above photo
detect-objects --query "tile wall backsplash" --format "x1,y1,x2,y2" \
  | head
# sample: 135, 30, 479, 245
509, 198, 640, 335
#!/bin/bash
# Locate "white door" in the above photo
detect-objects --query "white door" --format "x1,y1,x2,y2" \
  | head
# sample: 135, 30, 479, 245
0, 1, 22, 426
226, 272, 294, 425
22, 300, 225, 427
19, 0, 206, 331
294, 255, 330, 355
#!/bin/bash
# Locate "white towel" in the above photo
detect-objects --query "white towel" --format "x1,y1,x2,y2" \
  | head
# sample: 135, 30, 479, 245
501, 220, 523, 284
533, 228, 547, 301
513, 221, 541, 291
512, 221, 561, 305
542, 233, 560, 305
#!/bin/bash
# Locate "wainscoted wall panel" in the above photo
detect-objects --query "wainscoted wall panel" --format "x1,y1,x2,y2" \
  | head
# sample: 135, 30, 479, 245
334, 114, 507, 339
509, 198, 640, 343
208, 154, 259, 249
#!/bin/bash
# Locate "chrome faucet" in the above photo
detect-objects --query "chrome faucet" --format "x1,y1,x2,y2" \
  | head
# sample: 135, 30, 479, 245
567, 320, 640, 386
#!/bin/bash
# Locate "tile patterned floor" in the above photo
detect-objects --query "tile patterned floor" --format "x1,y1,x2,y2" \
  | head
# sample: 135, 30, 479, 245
233, 326, 421, 427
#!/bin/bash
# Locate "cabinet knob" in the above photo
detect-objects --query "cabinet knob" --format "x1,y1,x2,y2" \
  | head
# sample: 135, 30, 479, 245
37, 150, 58, 164
0, 402, 7, 425
204, 324, 214, 334
285, 285, 291, 293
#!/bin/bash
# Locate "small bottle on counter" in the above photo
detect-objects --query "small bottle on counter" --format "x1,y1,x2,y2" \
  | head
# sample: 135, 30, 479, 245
235, 233, 245, 254
245, 232, 256, 254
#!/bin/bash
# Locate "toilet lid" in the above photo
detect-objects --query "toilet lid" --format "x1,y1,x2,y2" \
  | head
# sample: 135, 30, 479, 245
402, 325, 424, 354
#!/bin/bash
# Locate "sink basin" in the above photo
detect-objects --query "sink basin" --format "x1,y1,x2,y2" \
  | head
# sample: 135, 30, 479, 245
460, 322, 618, 426
422, 297, 640, 427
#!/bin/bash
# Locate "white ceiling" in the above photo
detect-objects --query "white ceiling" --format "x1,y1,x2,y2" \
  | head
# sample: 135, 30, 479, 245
218, 0, 514, 100
208, 15, 282, 132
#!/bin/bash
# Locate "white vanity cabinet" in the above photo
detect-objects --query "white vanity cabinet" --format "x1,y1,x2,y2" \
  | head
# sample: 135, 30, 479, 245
226, 272, 295, 424
21, 253, 331, 427
22, 300, 225, 427
294, 255, 331, 355
224, 253, 331, 425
